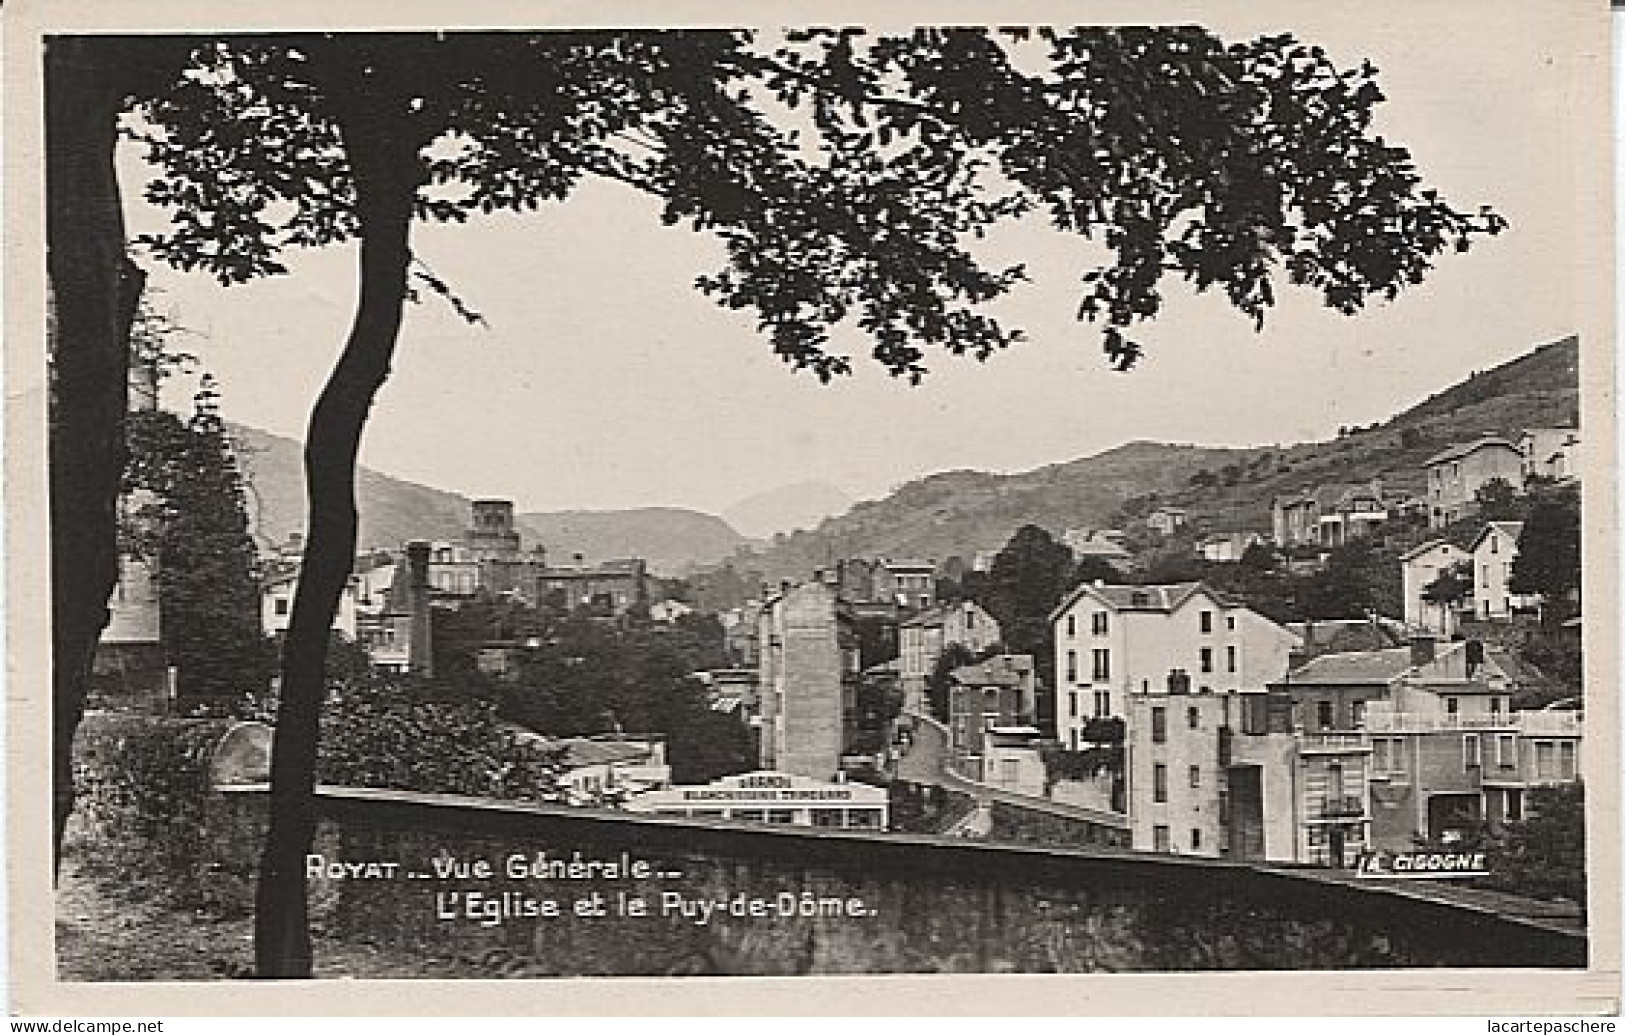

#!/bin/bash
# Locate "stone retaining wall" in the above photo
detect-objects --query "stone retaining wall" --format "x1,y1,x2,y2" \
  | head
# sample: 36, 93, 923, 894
215, 786, 1594, 976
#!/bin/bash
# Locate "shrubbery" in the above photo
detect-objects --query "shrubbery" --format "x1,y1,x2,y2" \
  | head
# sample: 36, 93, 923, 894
317, 677, 560, 801
68, 714, 252, 913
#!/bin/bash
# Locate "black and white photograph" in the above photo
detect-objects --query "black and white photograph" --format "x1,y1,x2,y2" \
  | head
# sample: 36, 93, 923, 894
5, 0, 1618, 1016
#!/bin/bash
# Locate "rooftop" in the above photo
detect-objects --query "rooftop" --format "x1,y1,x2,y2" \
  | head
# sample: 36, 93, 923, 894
1284, 647, 1415, 686
1424, 436, 1521, 467
951, 654, 1035, 687
1470, 521, 1525, 551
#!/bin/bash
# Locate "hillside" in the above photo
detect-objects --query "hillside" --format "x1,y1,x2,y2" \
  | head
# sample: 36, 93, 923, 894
514, 509, 746, 574
722, 481, 855, 540
227, 424, 747, 573
731, 335, 1579, 578
1146, 334, 1579, 532
735, 442, 1256, 580
229, 424, 471, 552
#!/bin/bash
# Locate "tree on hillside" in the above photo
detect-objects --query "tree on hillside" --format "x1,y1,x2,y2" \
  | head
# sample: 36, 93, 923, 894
976, 525, 1077, 685
1421, 559, 1473, 613
49, 28, 1505, 976
1239, 542, 1281, 573
1474, 477, 1523, 522
1294, 540, 1391, 619
491, 616, 751, 782
1511, 489, 1581, 622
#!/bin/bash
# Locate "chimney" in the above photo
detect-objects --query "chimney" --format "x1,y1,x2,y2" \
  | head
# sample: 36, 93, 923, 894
1465, 639, 1485, 677
406, 540, 434, 677
1409, 633, 1436, 668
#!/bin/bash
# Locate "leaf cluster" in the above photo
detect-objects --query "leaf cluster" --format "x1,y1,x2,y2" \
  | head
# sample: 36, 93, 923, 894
127, 27, 1504, 377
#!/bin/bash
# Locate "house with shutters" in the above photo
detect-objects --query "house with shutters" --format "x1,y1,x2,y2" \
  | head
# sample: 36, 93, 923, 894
1049, 581, 1296, 751
1424, 437, 1524, 528
897, 599, 1001, 713
1125, 633, 1580, 866
1400, 539, 1471, 636
1518, 427, 1581, 483
1469, 521, 1537, 620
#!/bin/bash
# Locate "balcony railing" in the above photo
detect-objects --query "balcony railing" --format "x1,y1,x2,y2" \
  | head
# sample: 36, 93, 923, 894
1364, 711, 1580, 735
1319, 795, 1364, 819
1299, 733, 1370, 753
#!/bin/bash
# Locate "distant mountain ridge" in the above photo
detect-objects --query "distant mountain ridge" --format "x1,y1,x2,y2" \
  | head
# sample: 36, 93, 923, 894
226, 424, 747, 574
229, 334, 1578, 583
730, 336, 1579, 579
722, 481, 855, 539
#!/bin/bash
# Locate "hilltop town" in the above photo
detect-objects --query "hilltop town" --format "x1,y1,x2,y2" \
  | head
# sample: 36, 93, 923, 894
84, 335, 1586, 900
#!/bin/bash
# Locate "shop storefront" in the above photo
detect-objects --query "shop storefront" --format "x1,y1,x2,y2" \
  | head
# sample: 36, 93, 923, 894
624, 770, 889, 830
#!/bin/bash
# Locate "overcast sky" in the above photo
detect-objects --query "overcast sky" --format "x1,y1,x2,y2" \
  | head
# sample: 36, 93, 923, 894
126, 6, 1586, 517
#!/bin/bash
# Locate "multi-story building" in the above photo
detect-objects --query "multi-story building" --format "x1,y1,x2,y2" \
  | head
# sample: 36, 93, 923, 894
363, 540, 436, 675
531, 556, 649, 618
1131, 630, 1573, 870
1518, 427, 1581, 483
1063, 528, 1134, 568
898, 599, 1002, 712
873, 558, 937, 611
720, 600, 765, 667
261, 569, 360, 640
465, 498, 523, 561
757, 580, 856, 780
1271, 480, 1389, 549
1146, 508, 1188, 536
1127, 633, 1582, 866
1127, 679, 1375, 866
1424, 437, 1524, 528
1400, 539, 1471, 636
1049, 581, 1297, 749
1196, 530, 1266, 563
1469, 521, 1536, 620
1363, 643, 1581, 848
945, 654, 1037, 782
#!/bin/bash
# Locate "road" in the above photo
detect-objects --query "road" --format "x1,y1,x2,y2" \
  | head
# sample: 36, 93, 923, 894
895, 711, 1129, 831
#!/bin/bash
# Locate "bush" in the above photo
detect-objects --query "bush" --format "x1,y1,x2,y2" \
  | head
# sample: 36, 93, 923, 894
317, 676, 561, 801
68, 714, 250, 913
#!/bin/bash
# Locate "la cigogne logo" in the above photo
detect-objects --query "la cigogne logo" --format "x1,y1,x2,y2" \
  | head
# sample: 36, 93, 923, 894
1355, 849, 1491, 879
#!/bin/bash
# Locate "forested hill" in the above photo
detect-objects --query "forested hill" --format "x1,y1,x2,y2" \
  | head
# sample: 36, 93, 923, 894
227, 423, 747, 573
729, 335, 1579, 580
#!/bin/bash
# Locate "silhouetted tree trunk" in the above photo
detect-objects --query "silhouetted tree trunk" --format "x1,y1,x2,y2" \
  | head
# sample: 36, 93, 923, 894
254, 61, 431, 978
45, 37, 147, 875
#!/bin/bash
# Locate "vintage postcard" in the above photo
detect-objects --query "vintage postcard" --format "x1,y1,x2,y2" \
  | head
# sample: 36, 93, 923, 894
5, 0, 1619, 1017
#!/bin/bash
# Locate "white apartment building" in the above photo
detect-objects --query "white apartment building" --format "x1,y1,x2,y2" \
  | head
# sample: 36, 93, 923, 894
1049, 581, 1297, 750
1399, 539, 1469, 636
1469, 521, 1537, 620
